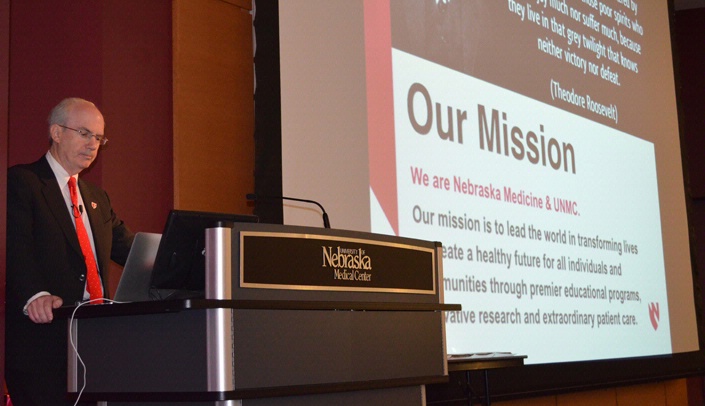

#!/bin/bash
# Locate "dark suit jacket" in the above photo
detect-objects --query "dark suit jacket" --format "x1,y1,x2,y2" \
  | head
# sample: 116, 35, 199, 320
5, 155, 134, 398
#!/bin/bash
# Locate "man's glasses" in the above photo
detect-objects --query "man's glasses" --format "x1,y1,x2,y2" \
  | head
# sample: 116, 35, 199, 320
58, 125, 108, 146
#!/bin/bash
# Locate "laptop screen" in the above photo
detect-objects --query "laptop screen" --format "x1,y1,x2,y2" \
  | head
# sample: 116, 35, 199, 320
114, 232, 162, 302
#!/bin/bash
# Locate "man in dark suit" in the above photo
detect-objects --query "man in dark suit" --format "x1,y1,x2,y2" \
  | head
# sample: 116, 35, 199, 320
5, 98, 135, 405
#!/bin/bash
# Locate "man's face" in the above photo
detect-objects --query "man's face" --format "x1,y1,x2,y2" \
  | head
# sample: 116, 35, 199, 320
50, 103, 105, 176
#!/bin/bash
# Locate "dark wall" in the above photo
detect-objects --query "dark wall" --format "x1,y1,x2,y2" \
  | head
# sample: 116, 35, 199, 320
0, 0, 8, 394
674, 7, 705, 404
675, 9, 705, 314
8, 1, 105, 170
676, 8, 705, 200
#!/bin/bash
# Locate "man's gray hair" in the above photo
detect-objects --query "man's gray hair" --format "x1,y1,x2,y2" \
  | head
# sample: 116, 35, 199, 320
47, 97, 95, 144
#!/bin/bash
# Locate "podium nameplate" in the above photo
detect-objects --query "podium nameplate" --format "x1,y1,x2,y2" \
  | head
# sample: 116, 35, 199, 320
240, 231, 437, 294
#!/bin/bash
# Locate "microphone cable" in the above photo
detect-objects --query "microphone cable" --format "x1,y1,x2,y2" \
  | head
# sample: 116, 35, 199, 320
69, 298, 126, 406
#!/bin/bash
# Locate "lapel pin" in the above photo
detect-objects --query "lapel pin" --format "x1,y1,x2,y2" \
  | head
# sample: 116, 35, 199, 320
91, 202, 97, 209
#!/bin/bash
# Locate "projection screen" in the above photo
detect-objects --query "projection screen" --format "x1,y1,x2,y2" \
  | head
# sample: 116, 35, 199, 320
253, 0, 704, 396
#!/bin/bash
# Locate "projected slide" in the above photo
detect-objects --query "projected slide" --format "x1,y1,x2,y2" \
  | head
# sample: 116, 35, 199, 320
390, 49, 668, 362
275, 0, 696, 366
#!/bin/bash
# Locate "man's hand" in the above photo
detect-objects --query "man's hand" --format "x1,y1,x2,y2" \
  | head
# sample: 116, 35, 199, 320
26, 295, 63, 324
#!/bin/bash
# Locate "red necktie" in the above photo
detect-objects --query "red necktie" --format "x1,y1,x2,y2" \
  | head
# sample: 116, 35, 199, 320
68, 177, 103, 304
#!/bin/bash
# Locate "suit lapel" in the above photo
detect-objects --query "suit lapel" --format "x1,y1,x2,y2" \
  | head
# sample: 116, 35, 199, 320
35, 158, 83, 257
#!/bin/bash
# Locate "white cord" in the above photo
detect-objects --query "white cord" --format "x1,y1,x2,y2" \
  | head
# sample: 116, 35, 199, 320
68, 298, 126, 406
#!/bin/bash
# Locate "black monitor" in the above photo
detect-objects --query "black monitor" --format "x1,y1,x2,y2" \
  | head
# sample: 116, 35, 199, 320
149, 210, 259, 297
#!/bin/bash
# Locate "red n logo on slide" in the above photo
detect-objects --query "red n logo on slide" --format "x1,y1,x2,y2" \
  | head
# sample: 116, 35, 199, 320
648, 302, 660, 331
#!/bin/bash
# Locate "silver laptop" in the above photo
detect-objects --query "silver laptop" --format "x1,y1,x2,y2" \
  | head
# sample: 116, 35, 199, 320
114, 232, 162, 302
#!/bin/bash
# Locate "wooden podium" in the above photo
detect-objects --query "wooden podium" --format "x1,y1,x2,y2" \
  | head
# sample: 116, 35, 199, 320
65, 223, 459, 405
